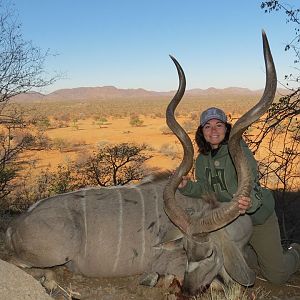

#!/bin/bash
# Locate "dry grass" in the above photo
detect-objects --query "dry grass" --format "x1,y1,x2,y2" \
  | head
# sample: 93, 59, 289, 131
195, 283, 270, 300
11, 95, 259, 120
18, 116, 186, 176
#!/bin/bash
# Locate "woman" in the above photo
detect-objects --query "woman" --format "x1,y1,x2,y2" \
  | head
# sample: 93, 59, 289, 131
179, 106, 300, 284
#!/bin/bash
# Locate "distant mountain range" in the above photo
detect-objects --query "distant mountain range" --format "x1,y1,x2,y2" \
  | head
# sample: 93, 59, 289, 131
12, 85, 287, 102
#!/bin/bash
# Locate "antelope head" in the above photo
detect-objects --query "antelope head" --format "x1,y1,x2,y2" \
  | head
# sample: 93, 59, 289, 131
163, 31, 277, 295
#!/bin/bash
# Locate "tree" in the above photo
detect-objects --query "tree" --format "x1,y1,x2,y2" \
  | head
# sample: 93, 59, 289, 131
0, 1, 56, 105
77, 143, 152, 187
257, 1, 300, 190
244, 2, 300, 243
0, 125, 34, 199
261, 3, 299, 54
0, 0, 58, 199
258, 1, 300, 176
261, 1, 300, 84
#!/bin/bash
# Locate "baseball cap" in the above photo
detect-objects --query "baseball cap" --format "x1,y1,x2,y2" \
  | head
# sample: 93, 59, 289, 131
200, 107, 227, 126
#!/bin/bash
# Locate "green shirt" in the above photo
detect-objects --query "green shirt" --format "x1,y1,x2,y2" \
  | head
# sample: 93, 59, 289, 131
179, 142, 275, 225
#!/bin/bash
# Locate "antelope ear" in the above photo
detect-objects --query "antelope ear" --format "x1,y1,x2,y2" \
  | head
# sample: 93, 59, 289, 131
221, 239, 256, 286
154, 228, 184, 251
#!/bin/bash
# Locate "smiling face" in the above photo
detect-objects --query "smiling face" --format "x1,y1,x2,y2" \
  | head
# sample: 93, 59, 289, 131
202, 119, 226, 149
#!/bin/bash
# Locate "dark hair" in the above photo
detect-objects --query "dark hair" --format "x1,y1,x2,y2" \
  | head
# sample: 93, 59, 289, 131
195, 122, 232, 155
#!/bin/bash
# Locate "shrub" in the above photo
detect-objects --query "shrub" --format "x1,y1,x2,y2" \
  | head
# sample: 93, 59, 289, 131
96, 117, 108, 128
129, 114, 144, 127
159, 143, 178, 159
51, 137, 71, 152
75, 142, 152, 186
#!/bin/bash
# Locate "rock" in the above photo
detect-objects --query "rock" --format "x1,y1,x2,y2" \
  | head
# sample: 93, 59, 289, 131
0, 259, 52, 300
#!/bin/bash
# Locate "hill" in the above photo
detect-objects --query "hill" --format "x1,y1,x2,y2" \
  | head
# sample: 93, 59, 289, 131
11, 85, 287, 103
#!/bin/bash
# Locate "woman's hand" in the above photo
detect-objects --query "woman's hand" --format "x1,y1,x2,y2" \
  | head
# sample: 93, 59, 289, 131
178, 176, 190, 189
238, 196, 252, 214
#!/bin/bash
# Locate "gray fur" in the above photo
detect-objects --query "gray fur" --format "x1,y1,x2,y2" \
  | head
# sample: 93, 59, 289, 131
5, 178, 254, 294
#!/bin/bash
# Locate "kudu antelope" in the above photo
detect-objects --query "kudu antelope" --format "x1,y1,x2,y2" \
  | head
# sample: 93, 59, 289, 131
5, 31, 276, 295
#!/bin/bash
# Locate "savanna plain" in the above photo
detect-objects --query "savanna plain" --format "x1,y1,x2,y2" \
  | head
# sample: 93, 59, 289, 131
0, 93, 299, 299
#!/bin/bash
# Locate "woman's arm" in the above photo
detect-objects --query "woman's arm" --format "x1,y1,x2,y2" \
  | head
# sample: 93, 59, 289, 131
179, 178, 212, 198
178, 156, 213, 198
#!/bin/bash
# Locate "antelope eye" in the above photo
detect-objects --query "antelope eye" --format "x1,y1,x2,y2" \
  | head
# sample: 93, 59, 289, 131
202, 248, 213, 259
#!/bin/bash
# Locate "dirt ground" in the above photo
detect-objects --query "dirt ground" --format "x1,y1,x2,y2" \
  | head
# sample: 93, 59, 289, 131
19, 116, 299, 190
22, 116, 186, 174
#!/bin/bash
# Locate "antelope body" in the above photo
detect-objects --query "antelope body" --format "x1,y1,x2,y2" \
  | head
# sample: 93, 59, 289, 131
6, 179, 251, 280
5, 32, 276, 295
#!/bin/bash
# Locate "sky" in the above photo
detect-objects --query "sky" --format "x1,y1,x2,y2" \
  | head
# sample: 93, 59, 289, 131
12, 0, 297, 93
